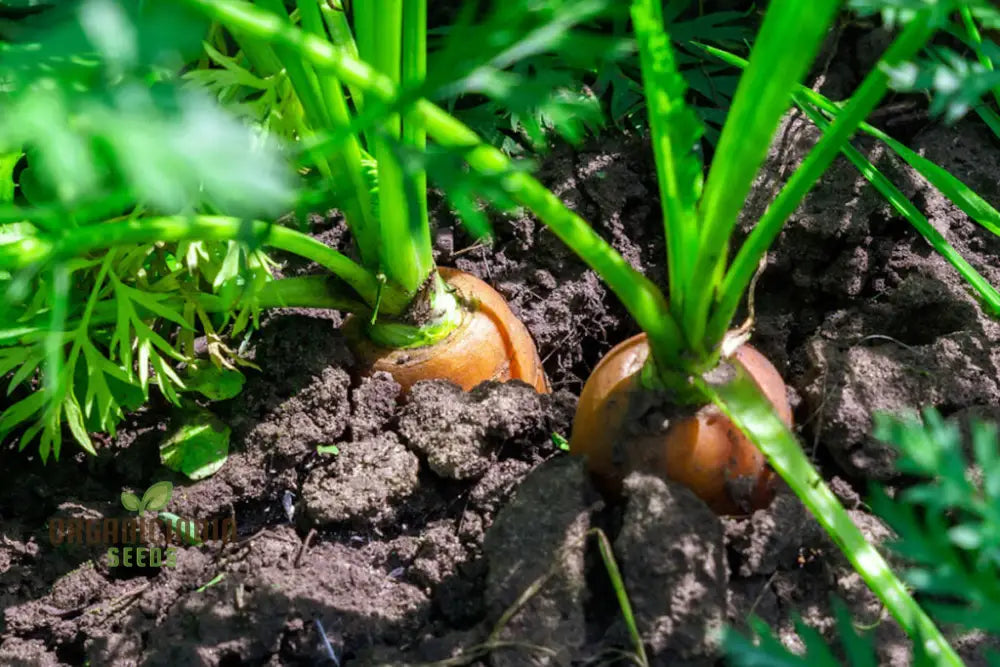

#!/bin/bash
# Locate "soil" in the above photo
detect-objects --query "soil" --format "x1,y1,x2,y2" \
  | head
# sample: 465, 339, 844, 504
4, 42, 1000, 667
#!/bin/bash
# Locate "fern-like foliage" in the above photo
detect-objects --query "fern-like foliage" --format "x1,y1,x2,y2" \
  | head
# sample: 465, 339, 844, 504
871, 409, 1000, 634
0, 232, 272, 460
885, 42, 1000, 122
850, 0, 1000, 123
848, 0, 964, 27
0, 0, 291, 461
0, 0, 642, 460
725, 601, 878, 667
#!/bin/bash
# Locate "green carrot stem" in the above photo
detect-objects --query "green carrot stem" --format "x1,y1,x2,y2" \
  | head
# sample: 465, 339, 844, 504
3, 275, 368, 346
352, 0, 378, 151
425, 120, 687, 372
245, 274, 368, 311
180, 0, 688, 371
354, 0, 434, 296
401, 0, 430, 283
631, 0, 697, 322
227, 28, 283, 76
0, 152, 19, 204
959, 6, 1000, 110
683, 0, 842, 358
797, 101, 1000, 315
364, 273, 463, 348
294, 0, 380, 266
705, 12, 936, 348
695, 43, 1000, 318
320, 1, 366, 112
1, 215, 388, 308
699, 368, 963, 667
256, 0, 376, 266
256, 0, 330, 126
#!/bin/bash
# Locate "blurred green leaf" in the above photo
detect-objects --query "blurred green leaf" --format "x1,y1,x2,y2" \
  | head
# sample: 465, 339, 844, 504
871, 409, 1000, 632
848, 0, 956, 29
183, 362, 245, 401
0, 153, 20, 204
160, 407, 230, 480
0, 0, 295, 216
886, 45, 1000, 122
724, 601, 881, 667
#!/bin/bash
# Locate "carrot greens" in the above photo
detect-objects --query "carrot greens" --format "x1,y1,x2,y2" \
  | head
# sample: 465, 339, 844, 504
0, 0, 621, 457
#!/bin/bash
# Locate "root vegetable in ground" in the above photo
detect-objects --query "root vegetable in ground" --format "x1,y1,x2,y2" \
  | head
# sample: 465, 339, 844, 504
345, 267, 549, 394
570, 333, 790, 514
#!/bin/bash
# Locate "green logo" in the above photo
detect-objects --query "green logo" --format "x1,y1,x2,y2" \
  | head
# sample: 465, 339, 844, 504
48, 480, 235, 570
120, 481, 174, 514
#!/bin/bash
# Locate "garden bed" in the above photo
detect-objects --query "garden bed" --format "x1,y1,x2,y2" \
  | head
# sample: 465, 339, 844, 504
2, 92, 1000, 665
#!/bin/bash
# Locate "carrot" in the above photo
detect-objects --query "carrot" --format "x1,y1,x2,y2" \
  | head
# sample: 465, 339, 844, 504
569, 333, 791, 514
344, 267, 549, 395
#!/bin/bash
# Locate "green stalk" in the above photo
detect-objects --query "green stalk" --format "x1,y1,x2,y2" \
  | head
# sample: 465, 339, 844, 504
227, 28, 283, 76
699, 42, 1000, 242
241, 274, 367, 311
425, 118, 688, 372
591, 528, 650, 667
4, 276, 367, 346
698, 43, 1000, 316
352, 0, 377, 150
683, 0, 841, 358
180, 0, 688, 369
0, 190, 133, 230
959, 6, 1000, 111
365, 273, 464, 348
255, 0, 379, 268
631, 0, 699, 322
256, 0, 330, 126
355, 0, 433, 296
697, 367, 962, 667
44, 263, 69, 400
2, 216, 385, 307
0, 152, 19, 204
402, 0, 430, 276
810, 91, 1000, 239
706, 12, 937, 348
321, 1, 365, 112
294, 0, 380, 267
254, 0, 346, 219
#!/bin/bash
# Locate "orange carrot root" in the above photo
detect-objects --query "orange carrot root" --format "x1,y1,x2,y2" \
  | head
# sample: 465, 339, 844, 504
569, 333, 791, 514
345, 267, 549, 395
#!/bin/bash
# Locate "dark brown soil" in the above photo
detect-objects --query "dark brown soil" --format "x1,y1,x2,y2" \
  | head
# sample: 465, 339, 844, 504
3, 65, 1000, 667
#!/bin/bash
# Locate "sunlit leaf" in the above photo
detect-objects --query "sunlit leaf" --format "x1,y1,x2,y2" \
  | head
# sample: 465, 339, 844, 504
160, 408, 230, 480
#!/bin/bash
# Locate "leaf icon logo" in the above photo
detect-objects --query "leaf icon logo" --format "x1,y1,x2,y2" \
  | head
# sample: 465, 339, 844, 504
141, 481, 174, 512
121, 491, 141, 512
120, 481, 173, 514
